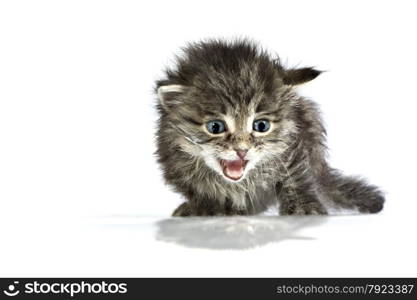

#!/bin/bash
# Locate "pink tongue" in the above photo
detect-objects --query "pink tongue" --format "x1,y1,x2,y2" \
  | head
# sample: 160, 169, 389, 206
224, 160, 244, 179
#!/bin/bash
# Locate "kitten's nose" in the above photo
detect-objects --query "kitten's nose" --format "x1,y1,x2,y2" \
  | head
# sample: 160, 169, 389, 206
235, 149, 248, 160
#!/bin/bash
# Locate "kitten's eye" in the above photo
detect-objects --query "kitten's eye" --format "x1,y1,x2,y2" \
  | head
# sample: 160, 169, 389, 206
253, 119, 270, 132
206, 120, 226, 134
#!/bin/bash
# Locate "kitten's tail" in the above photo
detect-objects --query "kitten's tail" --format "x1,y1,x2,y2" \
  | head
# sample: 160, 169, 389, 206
321, 169, 385, 214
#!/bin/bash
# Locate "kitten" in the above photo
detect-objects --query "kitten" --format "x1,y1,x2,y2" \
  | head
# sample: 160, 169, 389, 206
155, 39, 384, 216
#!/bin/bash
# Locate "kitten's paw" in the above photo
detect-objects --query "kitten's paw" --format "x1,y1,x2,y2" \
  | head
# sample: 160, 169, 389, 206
172, 201, 249, 217
357, 194, 385, 214
281, 202, 328, 215
172, 202, 193, 217
307, 206, 328, 215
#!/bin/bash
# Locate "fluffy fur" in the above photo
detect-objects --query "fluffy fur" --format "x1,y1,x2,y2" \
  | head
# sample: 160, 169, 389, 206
155, 39, 384, 216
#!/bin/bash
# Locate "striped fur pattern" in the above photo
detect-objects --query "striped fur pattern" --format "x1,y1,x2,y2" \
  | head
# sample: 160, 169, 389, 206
155, 39, 384, 216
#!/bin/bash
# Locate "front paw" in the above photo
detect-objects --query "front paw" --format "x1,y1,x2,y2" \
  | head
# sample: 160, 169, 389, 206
281, 202, 327, 215
172, 201, 249, 216
172, 202, 193, 217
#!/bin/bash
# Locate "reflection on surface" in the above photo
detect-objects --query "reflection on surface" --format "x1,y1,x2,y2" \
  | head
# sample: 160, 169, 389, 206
156, 216, 327, 250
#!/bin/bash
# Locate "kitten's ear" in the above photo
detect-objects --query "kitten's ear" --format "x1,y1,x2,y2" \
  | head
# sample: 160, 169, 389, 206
157, 84, 186, 110
282, 67, 322, 85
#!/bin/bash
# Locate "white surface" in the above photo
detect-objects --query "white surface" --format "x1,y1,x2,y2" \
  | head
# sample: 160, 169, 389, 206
1, 213, 416, 277
0, 0, 416, 277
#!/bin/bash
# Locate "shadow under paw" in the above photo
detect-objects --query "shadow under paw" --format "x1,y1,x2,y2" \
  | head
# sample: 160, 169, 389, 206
156, 216, 327, 250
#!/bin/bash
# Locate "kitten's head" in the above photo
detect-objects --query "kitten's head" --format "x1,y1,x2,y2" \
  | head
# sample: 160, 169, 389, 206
156, 39, 320, 183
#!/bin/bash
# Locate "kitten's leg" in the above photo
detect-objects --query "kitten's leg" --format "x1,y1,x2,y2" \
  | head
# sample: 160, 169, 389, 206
171, 201, 215, 217
172, 197, 248, 217
172, 202, 193, 217
322, 169, 384, 213
277, 182, 327, 215
171, 191, 222, 216
224, 197, 248, 216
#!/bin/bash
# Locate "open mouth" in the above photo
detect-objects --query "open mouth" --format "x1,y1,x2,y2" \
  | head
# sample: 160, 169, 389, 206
220, 159, 248, 181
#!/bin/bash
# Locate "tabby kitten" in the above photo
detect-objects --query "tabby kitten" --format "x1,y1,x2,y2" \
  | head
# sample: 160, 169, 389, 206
155, 39, 384, 216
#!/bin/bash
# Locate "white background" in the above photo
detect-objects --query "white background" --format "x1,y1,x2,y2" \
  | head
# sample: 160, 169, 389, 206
0, 0, 416, 277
